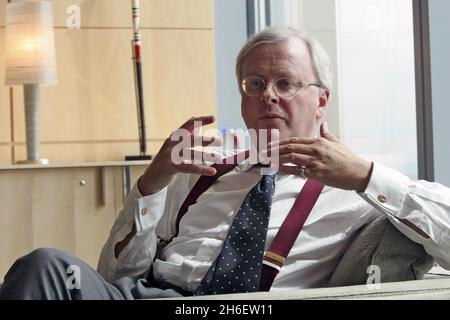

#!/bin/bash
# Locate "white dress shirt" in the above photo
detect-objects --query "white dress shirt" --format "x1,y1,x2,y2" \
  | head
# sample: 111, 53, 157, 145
97, 162, 450, 292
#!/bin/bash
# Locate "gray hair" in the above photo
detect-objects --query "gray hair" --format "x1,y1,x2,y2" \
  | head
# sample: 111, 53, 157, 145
235, 27, 333, 92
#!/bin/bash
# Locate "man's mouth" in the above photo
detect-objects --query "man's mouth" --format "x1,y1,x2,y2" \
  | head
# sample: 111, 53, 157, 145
259, 114, 285, 120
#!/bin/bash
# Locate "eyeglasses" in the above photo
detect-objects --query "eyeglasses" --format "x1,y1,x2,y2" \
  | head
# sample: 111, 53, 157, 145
241, 75, 323, 98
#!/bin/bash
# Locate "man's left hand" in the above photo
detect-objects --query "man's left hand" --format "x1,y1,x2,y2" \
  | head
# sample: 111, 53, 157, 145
268, 122, 373, 192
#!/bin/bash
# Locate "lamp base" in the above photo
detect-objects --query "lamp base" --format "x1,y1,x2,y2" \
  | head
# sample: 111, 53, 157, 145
16, 159, 49, 165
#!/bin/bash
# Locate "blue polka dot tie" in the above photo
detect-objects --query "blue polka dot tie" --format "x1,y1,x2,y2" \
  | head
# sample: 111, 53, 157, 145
195, 167, 276, 295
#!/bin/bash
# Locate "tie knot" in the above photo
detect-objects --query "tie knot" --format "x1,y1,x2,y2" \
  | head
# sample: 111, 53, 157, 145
254, 163, 277, 179
258, 171, 276, 193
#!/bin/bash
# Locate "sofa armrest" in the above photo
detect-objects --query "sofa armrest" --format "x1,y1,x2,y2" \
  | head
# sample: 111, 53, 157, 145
327, 215, 434, 287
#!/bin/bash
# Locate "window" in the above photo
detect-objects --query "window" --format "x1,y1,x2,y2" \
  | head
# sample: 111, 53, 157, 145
266, 0, 418, 178
336, 0, 418, 179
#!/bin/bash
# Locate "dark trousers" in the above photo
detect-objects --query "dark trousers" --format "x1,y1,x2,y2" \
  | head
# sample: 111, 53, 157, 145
0, 248, 184, 300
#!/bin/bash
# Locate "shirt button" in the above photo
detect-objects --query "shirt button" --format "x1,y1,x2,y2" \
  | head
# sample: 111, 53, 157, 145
377, 195, 387, 203
141, 208, 148, 216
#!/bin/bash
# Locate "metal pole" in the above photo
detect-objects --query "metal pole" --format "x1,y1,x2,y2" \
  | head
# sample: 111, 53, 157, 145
413, 0, 434, 181
23, 83, 40, 161
131, 0, 148, 157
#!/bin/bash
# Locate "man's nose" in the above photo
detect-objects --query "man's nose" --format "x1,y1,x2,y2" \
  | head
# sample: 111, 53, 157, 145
260, 84, 279, 104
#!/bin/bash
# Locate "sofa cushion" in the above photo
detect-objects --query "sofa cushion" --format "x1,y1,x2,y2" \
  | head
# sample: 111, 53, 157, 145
328, 215, 434, 287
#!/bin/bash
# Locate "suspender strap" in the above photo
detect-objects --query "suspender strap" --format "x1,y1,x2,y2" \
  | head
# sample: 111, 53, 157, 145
259, 179, 324, 291
174, 151, 249, 237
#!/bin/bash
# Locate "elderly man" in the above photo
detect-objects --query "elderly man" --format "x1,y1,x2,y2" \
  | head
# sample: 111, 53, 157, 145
1, 27, 450, 300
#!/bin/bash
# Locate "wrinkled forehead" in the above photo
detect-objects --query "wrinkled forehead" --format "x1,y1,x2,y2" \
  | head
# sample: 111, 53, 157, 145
241, 37, 315, 79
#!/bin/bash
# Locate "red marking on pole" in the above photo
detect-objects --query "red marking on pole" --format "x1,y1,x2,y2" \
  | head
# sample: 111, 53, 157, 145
135, 45, 141, 59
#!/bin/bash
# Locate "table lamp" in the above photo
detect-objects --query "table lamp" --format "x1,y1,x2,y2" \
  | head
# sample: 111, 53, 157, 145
4, 0, 57, 164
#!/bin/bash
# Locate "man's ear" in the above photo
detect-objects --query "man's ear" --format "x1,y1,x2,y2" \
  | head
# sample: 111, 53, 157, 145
319, 89, 330, 107
316, 89, 330, 119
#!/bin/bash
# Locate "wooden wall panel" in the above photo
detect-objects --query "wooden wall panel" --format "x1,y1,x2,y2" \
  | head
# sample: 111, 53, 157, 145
143, 0, 213, 28
14, 140, 164, 162
0, 170, 34, 278
0, 1, 5, 26
52, 0, 213, 29
143, 29, 217, 138
0, 28, 11, 146
111, 164, 152, 216
0, 94, 9, 142
129, 165, 147, 186
0, 146, 11, 164
29, 169, 76, 252
0, 24, 11, 163
13, 29, 217, 146
13, 28, 138, 143
1, 4, 11, 162
72, 167, 117, 267
6, 0, 216, 161
0, 167, 123, 277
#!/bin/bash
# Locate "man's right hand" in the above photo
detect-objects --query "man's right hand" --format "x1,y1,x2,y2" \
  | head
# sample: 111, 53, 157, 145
138, 115, 222, 196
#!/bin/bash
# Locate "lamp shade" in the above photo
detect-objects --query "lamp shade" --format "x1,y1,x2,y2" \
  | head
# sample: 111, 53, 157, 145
4, 0, 57, 86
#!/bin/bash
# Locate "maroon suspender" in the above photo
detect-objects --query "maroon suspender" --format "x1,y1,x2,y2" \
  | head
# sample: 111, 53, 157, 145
259, 179, 324, 291
172, 152, 324, 291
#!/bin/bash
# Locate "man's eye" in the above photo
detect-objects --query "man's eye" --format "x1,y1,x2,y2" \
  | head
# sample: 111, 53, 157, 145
249, 79, 264, 89
276, 79, 296, 90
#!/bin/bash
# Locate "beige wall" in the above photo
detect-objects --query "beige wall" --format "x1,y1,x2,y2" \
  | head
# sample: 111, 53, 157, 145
51, 0, 213, 28
1, 0, 217, 163
1, 1, 11, 163
0, 31, 10, 144
0, 0, 4, 26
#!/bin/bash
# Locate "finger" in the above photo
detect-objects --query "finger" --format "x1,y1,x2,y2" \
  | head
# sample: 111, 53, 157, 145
178, 162, 217, 176
190, 135, 223, 147
277, 165, 310, 177
268, 144, 316, 157
320, 122, 338, 142
180, 116, 216, 131
181, 148, 223, 163
268, 136, 317, 148
273, 153, 315, 167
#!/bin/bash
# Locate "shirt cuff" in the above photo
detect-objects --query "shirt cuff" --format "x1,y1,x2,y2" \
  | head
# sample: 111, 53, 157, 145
132, 183, 168, 233
358, 162, 410, 217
